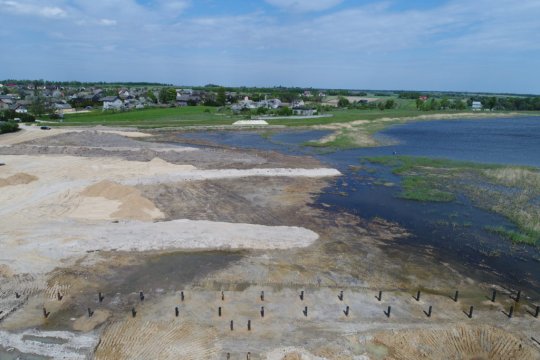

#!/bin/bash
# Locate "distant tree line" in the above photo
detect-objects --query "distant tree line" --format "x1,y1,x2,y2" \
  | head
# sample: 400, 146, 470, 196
469, 96, 540, 111
1, 79, 171, 87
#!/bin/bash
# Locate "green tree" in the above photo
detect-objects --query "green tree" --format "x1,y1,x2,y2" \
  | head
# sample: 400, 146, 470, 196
337, 97, 350, 107
416, 98, 423, 110
159, 87, 176, 104
216, 87, 226, 106
377, 102, 386, 111
30, 96, 52, 116
487, 97, 497, 110
278, 106, 293, 116
385, 99, 395, 109
146, 90, 157, 104
440, 97, 450, 109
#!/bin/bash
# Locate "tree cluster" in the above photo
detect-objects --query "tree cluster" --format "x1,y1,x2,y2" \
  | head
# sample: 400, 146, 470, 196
0, 110, 35, 122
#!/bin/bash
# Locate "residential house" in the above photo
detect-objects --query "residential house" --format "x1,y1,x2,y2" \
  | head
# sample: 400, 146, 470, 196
292, 106, 317, 116
101, 96, 124, 111
472, 101, 483, 111
14, 104, 28, 114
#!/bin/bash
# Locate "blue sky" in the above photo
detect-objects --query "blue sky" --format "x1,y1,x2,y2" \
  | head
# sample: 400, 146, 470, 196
1, 0, 539, 93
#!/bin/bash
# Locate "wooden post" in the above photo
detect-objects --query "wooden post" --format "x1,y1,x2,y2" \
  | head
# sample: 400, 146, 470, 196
415, 290, 421, 301
175, 307, 179, 317
15, 292, 20, 299
515, 290, 521, 303
491, 289, 496, 302
260, 291, 264, 301
218, 307, 222, 317
376, 291, 382, 302
88, 308, 94, 317
508, 305, 514, 318
384, 306, 391, 318
57, 291, 63, 301
247, 320, 251, 331
300, 290, 304, 301
425, 305, 432, 318
247, 352, 251, 360
467, 306, 473, 319
534, 305, 539, 318
221, 291, 225, 301
99, 292, 104, 303
260, 306, 265, 318
303, 306, 308, 317
344, 306, 350, 317
230, 320, 234, 331
338, 290, 344, 301
454, 290, 459, 302
43, 307, 50, 318
139, 291, 144, 302
181, 291, 184, 302
131, 307, 137, 318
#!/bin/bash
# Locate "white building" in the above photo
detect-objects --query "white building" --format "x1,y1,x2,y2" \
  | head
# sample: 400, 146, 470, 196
472, 101, 483, 111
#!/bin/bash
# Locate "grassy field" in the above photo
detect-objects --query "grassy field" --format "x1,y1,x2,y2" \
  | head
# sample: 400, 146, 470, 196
52, 107, 241, 127
366, 156, 540, 246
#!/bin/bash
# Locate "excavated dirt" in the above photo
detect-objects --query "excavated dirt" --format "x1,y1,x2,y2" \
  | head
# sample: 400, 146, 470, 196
0, 172, 38, 187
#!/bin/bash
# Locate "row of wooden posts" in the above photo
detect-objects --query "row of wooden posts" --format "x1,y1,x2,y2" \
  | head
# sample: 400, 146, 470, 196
36, 288, 540, 322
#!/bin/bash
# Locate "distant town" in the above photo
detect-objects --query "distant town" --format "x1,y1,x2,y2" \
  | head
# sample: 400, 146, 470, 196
1, 80, 540, 124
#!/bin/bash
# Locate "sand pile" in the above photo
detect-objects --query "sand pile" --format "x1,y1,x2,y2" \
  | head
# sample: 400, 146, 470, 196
0, 173, 37, 187
75, 180, 163, 221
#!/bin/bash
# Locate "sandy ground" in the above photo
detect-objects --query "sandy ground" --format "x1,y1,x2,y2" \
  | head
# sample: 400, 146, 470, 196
0, 127, 538, 359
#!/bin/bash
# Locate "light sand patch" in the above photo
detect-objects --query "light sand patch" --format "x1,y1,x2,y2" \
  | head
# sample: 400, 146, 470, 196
73, 180, 164, 221
96, 130, 152, 138
2, 219, 320, 274
96, 320, 221, 360
267, 347, 327, 360
0, 173, 38, 187
373, 325, 538, 359
122, 168, 341, 186
0, 329, 99, 360
73, 309, 110, 332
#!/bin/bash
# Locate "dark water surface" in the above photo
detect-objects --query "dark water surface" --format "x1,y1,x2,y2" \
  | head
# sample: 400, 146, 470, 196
179, 117, 540, 296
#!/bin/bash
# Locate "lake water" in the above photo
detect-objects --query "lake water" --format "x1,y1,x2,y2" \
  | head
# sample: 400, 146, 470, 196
179, 116, 540, 295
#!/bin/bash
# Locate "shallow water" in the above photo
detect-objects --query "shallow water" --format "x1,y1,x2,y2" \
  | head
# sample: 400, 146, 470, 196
178, 117, 540, 295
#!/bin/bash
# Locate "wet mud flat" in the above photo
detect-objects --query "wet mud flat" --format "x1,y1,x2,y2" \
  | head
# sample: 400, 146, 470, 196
0, 127, 539, 359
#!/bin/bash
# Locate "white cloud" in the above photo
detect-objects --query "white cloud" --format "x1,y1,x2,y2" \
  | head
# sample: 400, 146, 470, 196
98, 19, 117, 26
265, 0, 343, 12
0, 0, 67, 18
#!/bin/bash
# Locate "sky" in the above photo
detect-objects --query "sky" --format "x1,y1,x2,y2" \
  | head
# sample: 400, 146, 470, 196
1, 0, 539, 93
